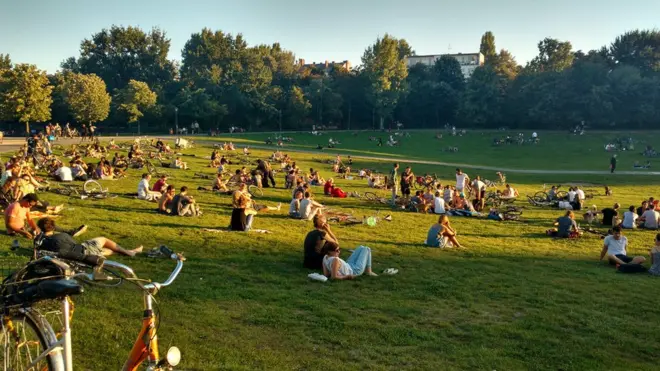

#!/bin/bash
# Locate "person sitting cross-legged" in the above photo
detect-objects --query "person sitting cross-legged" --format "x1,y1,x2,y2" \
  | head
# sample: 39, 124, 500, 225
425, 215, 462, 248
600, 226, 646, 266
137, 174, 161, 202
170, 186, 200, 217
37, 217, 142, 258
550, 210, 580, 238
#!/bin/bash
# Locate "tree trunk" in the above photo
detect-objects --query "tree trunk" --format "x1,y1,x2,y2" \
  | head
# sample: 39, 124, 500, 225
25, 122, 30, 136
379, 116, 384, 131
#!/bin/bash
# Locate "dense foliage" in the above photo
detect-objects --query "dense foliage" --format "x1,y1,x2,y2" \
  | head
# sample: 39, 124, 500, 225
2, 27, 660, 133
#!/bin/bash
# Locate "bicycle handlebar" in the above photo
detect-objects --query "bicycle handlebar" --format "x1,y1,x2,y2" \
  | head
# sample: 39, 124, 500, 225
143, 246, 185, 291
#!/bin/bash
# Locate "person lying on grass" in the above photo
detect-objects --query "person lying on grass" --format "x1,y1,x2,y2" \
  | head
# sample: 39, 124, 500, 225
322, 244, 378, 280
425, 215, 462, 248
37, 217, 142, 258
600, 226, 645, 266
4, 193, 85, 239
548, 210, 580, 238
137, 173, 161, 202
324, 178, 347, 198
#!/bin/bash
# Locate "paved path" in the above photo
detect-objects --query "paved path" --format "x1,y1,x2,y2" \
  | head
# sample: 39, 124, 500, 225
2, 136, 657, 176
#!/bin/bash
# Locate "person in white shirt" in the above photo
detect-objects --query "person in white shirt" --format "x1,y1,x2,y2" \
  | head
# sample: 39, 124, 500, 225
567, 187, 577, 203
639, 206, 660, 229
472, 176, 486, 211
433, 191, 446, 214
532, 132, 538, 139
455, 168, 468, 192
53, 165, 73, 182
600, 227, 645, 265
300, 192, 323, 220
502, 184, 519, 198
575, 187, 585, 209
621, 205, 638, 229
137, 173, 161, 201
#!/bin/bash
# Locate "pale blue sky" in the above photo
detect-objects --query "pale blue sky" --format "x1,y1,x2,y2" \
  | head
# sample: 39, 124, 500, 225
1, 0, 658, 73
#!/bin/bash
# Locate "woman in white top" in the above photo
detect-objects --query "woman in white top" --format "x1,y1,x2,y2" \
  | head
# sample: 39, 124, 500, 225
322, 245, 377, 280
502, 184, 519, 198
621, 205, 638, 229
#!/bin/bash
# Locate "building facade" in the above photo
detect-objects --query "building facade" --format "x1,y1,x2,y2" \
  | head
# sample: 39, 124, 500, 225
407, 53, 485, 78
297, 59, 351, 74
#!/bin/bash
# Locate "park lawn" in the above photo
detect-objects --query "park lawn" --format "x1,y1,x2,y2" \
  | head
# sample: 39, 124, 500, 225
0, 143, 659, 370
202, 130, 660, 172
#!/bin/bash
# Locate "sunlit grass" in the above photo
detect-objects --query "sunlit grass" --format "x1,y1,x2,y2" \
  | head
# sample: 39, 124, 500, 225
0, 137, 658, 370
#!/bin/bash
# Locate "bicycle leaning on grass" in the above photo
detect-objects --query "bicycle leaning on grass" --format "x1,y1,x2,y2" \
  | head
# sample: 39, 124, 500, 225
0, 244, 185, 371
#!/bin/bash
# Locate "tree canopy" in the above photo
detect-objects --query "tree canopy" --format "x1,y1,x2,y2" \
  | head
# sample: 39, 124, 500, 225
0, 63, 53, 134
55, 72, 111, 125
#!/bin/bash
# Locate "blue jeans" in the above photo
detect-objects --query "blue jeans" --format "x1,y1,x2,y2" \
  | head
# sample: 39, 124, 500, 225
346, 246, 372, 275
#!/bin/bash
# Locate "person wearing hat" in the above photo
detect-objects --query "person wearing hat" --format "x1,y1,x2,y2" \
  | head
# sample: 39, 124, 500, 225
4, 193, 86, 239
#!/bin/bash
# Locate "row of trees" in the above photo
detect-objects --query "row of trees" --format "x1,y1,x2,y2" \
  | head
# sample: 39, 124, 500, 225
2, 26, 660, 133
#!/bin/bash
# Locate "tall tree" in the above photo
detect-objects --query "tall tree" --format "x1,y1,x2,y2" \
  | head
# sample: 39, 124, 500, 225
55, 73, 111, 126
113, 80, 157, 133
480, 31, 497, 63
460, 66, 506, 127
492, 49, 520, 80
62, 25, 176, 91
361, 34, 410, 130
527, 38, 574, 73
0, 64, 53, 134
610, 30, 660, 74
0, 54, 11, 71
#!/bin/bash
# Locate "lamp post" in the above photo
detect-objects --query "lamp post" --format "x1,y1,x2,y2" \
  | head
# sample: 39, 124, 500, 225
174, 107, 179, 135
279, 109, 282, 134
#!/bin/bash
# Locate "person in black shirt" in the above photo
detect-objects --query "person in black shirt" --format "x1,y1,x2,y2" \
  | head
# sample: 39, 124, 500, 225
637, 201, 649, 217
601, 203, 620, 226
610, 154, 617, 173
303, 214, 338, 269
37, 218, 142, 258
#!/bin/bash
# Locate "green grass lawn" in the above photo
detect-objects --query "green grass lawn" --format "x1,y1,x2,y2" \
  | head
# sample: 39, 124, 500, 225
205, 130, 660, 172
1, 137, 659, 370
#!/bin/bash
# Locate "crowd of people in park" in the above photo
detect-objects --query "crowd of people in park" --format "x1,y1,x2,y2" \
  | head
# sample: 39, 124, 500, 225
2, 128, 659, 281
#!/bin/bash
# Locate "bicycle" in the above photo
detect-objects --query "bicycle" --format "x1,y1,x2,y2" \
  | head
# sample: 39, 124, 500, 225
0, 245, 185, 371
414, 174, 439, 190
226, 181, 264, 198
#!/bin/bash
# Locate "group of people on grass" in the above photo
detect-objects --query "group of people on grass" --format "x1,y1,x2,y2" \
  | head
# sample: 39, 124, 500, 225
137, 173, 202, 217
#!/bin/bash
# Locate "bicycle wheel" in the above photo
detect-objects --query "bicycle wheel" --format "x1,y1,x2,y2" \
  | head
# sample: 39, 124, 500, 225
533, 191, 549, 203
555, 191, 568, 200
248, 185, 263, 198
83, 180, 103, 194
363, 192, 378, 201
0, 309, 65, 370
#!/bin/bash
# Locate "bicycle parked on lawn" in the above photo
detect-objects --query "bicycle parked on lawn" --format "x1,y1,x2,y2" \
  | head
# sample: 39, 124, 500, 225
0, 243, 185, 371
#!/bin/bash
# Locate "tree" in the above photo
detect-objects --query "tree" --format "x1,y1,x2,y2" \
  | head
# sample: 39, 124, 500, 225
492, 49, 520, 80
0, 54, 11, 71
283, 86, 311, 129
480, 31, 497, 63
62, 25, 176, 92
0, 64, 53, 134
527, 38, 574, 73
460, 66, 505, 127
610, 30, 660, 74
56, 72, 111, 126
114, 80, 157, 133
361, 34, 410, 129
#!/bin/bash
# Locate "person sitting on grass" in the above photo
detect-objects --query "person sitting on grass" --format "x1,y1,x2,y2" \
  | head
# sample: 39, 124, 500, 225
601, 203, 620, 226
322, 244, 377, 280
137, 173, 161, 202
172, 156, 188, 170
170, 186, 200, 217
600, 226, 645, 266
638, 205, 660, 229
425, 215, 462, 248
300, 192, 324, 221
158, 185, 176, 214
433, 191, 447, 214
409, 190, 429, 213
648, 234, 660, 276
304, 214, 338, 269
501, 184, 519, 199
230, 183, 256, 231
37, 217, 142, 258
5, 193, 86, 239
289, 190, 303, 218
637, 200, 649, 217
367, 175, 385, 189
324, 178, 347, 198
213, 173, 229, 193
549, 210, 580, 238
621, 205, 639, 229
152, 175, 168, 194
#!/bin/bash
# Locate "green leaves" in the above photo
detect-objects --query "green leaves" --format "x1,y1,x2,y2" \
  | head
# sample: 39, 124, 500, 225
113, 80, 157, 123
56, 72, 111, 125
0, 63, 53, 133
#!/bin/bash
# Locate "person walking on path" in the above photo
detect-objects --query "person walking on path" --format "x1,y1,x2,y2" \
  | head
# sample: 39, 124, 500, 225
610, 154, 617, 173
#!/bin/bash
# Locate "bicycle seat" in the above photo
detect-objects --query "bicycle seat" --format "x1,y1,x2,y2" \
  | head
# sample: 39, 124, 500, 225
33, 279, 84, 299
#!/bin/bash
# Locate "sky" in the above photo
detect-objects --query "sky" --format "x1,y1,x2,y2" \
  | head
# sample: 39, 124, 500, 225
1, 0, 659, 73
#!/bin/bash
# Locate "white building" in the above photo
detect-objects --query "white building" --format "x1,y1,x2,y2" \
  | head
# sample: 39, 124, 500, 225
407, 52, 485, 78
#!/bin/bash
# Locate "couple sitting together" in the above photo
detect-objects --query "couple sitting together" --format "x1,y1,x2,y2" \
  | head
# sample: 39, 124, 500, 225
601, 227, 660, 275
303, 214, 377, 280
